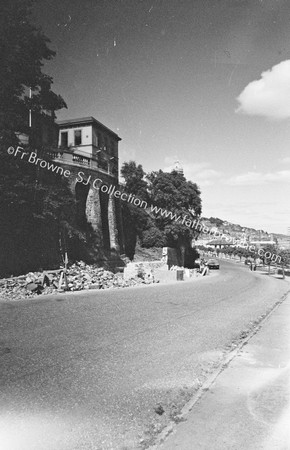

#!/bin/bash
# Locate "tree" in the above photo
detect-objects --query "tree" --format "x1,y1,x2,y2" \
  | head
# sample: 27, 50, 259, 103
120, 161, 165, 258
147, 170, 202, 265
279, 249, 290, 267
0, 0, 66, 147
121, 161, 149, 201
259, 245, 277, 264
0, 1, 94, 276
234, 247, 248, 261
120, 164, 202, 264
141, 227, 165, 248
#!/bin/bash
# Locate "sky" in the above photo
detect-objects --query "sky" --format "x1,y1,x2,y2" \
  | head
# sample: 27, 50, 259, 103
32, 0, 290, 234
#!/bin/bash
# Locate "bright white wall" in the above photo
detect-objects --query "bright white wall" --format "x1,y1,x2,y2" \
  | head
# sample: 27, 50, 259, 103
59, 125, 93, 157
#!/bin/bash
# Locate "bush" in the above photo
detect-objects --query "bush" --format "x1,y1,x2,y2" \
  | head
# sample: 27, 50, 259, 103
184, 247, 200, 268
141, 227, 166, 248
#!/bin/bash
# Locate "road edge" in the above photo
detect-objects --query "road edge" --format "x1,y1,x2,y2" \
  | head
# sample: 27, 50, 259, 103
147, 287, 290, 450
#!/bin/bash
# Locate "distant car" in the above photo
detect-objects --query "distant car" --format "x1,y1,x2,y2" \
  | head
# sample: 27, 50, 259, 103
207, 259, 220, 269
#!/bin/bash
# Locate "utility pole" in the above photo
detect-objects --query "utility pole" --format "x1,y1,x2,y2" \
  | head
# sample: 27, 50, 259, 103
29, 88, 32, 128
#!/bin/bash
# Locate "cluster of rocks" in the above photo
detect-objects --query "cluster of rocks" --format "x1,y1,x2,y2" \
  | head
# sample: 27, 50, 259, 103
0, 261, 157, 301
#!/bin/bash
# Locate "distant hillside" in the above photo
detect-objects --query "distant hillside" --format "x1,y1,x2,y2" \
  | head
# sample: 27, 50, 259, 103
200, 217, 289, 242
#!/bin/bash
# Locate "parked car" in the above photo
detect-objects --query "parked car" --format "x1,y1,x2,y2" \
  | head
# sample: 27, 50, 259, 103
207, 259, 220, 269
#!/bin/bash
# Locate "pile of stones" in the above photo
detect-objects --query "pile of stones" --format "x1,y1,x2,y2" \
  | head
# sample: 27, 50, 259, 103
0, 261, 157, 301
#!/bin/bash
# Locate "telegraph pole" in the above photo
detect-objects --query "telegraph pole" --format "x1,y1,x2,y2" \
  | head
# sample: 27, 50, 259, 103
29, 87, 32, 128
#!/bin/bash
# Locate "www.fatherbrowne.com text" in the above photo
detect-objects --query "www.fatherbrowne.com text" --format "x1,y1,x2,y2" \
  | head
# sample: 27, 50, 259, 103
7, 146, 283, 265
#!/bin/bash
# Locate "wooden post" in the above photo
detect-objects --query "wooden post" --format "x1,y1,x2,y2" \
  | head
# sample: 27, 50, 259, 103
58, 271, 64, 290
58, 252, 69, 290
63, 252, 68, 290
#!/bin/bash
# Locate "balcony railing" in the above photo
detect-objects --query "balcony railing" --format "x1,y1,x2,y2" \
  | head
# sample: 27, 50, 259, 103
72, 154, 90, 166
47, 147, 117, 176
47, 151, 64, 160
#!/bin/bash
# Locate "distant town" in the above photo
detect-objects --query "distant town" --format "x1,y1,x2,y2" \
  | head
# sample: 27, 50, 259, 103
196, 216, 290, 250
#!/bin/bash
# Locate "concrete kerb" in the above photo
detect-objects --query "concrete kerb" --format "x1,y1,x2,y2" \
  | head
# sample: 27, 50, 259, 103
148, 288, 290, 450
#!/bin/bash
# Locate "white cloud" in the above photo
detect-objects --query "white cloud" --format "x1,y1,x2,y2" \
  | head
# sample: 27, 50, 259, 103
225, 172, 266, 186
280, 156, 290, 164
236, 60, 290, 120
265, 170, 290, 182
225, 170, 290, 186
163, 159, 222, 186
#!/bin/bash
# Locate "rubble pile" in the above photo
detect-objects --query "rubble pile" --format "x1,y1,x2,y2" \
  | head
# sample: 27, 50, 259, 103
0, 261, 157, 301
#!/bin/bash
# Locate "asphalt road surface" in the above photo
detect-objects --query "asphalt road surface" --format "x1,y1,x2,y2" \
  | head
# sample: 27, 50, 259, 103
0, 261, 289, 450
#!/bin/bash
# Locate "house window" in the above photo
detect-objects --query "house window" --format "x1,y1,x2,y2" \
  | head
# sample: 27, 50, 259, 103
92, 130, 98, 147
74, 129, 82, 146
60, 131, 68, 147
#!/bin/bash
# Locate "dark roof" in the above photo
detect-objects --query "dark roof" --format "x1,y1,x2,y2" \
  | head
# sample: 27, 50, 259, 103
56, 116, 121, 140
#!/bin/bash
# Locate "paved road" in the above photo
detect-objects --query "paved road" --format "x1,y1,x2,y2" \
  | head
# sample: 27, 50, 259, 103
157, 284, 290, 450
0, 261, 289, 450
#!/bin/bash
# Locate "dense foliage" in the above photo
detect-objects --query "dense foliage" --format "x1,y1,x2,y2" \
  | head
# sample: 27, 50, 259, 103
121, 162, 202, 265
0, 0, 100, 276
120, 161, 165, 258
0, 0, 66, 145
147, 170, 201, 245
